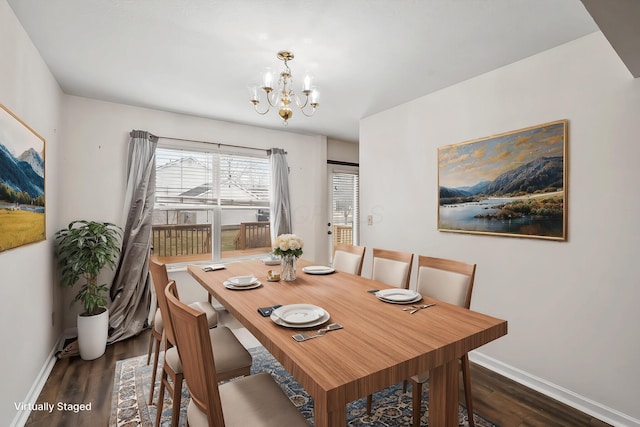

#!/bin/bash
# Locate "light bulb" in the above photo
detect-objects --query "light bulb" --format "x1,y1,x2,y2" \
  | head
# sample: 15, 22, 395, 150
262, 68, 274, 91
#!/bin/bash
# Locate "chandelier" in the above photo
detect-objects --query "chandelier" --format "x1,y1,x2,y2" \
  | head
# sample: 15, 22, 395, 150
249, 51, 319, 125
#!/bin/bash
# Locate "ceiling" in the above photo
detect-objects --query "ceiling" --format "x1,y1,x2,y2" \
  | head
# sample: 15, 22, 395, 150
7, 0, 600, 142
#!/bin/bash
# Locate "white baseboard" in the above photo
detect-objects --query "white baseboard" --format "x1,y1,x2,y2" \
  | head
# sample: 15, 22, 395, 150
470, 351, 640, 427
10, 333, 67, 427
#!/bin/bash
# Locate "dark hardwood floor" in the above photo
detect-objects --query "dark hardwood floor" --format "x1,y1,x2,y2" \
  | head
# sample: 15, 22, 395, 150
25, 328, 611, 427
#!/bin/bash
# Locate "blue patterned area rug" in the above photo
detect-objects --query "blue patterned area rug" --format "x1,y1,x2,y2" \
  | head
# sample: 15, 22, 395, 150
110, 346, 497, 426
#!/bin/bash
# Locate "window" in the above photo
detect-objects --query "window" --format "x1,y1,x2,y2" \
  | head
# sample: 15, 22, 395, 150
152, 143, 271, 264
330, 168, 360, 248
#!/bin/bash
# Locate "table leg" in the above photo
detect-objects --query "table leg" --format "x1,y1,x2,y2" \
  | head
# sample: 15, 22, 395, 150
313, 395, 346, 427
429, 359, 458, 427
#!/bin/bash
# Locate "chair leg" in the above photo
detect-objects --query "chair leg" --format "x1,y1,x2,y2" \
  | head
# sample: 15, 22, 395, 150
155, 368, 168, 427
156, 348, 183, 427
461, 354, 475, 427
170, 372, 184, 427
412, 380, 423, 427
146, 329, 155, 365
367, 380, 408, 415
148, 334, 164, 405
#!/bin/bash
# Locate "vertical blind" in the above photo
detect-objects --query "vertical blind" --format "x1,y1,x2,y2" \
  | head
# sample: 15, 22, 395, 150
332, 170, 360, 242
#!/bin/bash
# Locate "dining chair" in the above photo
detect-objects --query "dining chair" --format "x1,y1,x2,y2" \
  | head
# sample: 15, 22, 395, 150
147, 256, 220, 407
164, 281, 308, 427
332, 243, 366, 275
366, 248, 414, 413
410, 255, 477, 427
149, 260, 251, 427
371, 248, 414, 289
153, 279, 252, 427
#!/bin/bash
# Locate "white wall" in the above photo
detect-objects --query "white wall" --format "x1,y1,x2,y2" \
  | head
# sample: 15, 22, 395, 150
60, 96, 329, 326
328, 137, 359, 164
360, 32, 640, 425
0, 2, 64, 426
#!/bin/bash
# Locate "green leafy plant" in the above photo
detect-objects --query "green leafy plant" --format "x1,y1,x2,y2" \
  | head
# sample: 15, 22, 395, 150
54, 220, 122, 316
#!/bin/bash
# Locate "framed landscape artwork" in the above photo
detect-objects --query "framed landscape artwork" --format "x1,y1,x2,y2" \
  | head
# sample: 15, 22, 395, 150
0, 104, 46, 252
438, 120, 567, 241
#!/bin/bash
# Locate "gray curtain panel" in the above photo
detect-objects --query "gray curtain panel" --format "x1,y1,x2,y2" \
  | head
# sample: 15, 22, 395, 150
108, 130, 157, 343
269, 148, 292, 241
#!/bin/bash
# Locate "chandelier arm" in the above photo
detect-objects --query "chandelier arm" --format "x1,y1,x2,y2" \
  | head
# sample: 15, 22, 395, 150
298, 105, 317, 117
253, 102, 270, 115
294, 93, 309, 110
265, 90, 279, 108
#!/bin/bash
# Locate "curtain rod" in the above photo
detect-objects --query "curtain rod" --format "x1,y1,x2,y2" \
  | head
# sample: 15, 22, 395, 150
148, 133, 284, 155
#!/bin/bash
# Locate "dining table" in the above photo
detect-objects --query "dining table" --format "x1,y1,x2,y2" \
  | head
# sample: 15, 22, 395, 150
188, 258, 507, 427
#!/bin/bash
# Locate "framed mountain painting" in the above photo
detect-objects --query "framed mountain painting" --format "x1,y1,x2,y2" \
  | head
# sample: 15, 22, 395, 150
0, 104, 46, 252
438, 120, 567, 241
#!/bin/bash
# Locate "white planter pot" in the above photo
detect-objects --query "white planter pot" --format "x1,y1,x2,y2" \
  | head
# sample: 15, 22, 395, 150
77, 307, 109, 360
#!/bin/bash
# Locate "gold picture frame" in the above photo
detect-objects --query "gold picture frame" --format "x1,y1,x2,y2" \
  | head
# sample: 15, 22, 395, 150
0, 104, 46, 251
438, 120, 567, 240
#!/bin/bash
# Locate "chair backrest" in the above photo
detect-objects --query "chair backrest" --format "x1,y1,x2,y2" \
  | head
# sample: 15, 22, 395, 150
149, 256, 178, 345
332, 244, 366, 275
371, 248, 414, 289
416, 256, 476, 308
165, 281, 225, 426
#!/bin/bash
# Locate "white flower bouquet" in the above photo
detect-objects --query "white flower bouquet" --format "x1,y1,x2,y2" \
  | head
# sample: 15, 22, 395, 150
272, 234, 304, 258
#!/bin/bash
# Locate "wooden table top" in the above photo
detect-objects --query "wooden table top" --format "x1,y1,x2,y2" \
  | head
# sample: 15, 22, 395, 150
188, 259, 507, 409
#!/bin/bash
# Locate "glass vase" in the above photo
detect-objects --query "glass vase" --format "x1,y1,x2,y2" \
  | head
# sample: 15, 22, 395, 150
281, 254, 297, 281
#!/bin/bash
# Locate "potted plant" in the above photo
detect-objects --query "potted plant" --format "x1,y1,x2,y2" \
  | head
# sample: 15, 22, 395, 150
54, 220, 122, 360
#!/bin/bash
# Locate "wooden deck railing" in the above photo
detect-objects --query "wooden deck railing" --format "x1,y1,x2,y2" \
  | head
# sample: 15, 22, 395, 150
151, 224, 212, 257
333, 224, 353, 245
236, 221, 271, 250
151, 221, 271, 258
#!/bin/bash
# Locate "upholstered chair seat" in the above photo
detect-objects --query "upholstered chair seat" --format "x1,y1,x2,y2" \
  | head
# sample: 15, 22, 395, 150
153, 309, 164, 333
163, 326, 252, 383
372, 257, 411, 286
185, 373, 308, 427
188, 301, 219, 327
332, 244, 366, 275
146, 309, 164, 368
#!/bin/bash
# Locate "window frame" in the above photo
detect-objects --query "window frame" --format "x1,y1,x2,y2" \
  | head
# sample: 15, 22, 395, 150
153, 140, 271, 266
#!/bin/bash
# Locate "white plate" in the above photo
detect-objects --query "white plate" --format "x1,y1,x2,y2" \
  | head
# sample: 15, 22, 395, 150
271, 304, 329, 328
276, 304, 323, 324
262, 258, 281, 266
224, 281, 262, 290
375, 288, 421, 302
228, 276, 258, 286
376, 288, 419, 301
302, 266, 335, 275
377, 294, 423, 304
